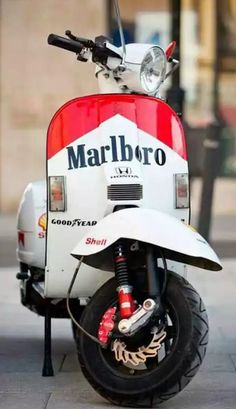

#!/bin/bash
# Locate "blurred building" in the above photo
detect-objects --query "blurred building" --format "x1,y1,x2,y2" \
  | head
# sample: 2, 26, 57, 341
0, 0, 107, 212
0, 0, 236, 212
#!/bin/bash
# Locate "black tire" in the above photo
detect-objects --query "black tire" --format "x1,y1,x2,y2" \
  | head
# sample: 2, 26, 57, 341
71, 321, 77, 340
77, 272, 208, 407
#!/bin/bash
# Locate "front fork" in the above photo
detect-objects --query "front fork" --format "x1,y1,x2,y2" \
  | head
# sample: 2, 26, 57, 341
146, 244, 163, 312
113, 240, 163, 319
114, 240, 136, 319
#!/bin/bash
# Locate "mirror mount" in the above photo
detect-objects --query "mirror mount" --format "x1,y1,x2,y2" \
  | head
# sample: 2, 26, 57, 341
113, 0, 126, 69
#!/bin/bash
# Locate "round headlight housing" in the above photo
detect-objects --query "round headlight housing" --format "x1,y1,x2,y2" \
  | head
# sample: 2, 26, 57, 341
140, 46, 167, 94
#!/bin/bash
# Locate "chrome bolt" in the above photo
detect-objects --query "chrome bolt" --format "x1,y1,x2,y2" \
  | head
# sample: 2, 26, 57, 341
143, 299, 155, 311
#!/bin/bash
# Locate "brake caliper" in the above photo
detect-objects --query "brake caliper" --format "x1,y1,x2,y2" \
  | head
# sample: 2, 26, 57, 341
98, 307, 116, 344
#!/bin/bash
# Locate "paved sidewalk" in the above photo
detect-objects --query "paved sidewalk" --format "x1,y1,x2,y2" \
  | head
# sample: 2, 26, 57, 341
0, 259, 236, 409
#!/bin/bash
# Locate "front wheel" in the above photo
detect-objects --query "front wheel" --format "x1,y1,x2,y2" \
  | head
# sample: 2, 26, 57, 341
76, 272, 208, 407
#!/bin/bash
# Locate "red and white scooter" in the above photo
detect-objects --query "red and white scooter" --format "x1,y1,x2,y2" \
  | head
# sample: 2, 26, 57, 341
16, 1, 222, 407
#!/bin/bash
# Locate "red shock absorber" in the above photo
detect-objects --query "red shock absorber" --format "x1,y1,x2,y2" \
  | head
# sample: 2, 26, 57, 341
114, 241, 135, 319
117, 285, 135, 319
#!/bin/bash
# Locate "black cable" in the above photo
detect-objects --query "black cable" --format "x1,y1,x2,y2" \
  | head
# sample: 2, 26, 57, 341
66, 257, 106, 348
160, 249, 168, 295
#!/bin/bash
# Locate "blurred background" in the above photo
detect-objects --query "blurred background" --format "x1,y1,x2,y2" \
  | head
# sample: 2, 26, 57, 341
0, 0, 235, 262
0, 4, 235, 407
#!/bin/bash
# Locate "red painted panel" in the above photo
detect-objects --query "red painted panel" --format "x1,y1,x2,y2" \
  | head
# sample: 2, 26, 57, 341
47, 94, 187, 160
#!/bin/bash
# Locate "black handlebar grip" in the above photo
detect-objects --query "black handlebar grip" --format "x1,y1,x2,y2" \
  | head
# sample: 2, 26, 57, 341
48, 34, 84, 54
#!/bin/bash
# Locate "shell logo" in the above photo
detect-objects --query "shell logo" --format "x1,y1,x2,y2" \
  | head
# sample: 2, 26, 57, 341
38, 213, 47, 232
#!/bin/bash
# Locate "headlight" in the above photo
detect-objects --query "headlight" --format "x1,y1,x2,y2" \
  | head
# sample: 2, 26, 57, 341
140, 46, 167, 94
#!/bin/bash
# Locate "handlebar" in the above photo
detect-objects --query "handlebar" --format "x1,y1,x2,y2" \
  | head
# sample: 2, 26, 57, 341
65, 30, 95, 49
48, 32, 121, 66
48, 34, 84, 54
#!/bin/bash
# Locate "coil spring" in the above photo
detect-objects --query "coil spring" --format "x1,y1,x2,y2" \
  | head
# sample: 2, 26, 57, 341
114, 241, 129, 287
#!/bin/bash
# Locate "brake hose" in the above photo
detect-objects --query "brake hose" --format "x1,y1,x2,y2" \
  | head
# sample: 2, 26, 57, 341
160, 249, 168, 295
66, 257, 106, 348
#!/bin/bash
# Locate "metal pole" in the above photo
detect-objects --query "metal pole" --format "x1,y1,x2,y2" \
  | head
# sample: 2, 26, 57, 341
198, 0, 222, 241
197, 123, 221, 239
166, 0, 185, 117
171, 0, 180, 88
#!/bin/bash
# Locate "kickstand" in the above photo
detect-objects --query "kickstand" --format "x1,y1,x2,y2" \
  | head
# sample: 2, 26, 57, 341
42, 305, 54, 377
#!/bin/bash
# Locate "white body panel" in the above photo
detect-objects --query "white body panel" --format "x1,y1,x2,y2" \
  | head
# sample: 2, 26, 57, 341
72, 208, 222, 272
45, 113, 189, 297
17, 181, 46, 269
97, 71, 122, 94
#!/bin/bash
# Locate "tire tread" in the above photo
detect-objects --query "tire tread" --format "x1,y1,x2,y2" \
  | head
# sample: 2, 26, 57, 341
77, 272, 209, 407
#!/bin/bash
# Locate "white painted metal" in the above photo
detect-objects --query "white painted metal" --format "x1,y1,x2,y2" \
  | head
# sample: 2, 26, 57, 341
118, 43, 164, 94
97, 43, 165, 94
72, 207, 222, 271
17, 180, 46, 269
97, 70, 122, 94
45, 114, 190, 297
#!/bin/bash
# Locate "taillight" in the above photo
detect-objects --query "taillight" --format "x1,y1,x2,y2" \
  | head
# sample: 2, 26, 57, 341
49, 176, 66, 212
174, 173, 189, 209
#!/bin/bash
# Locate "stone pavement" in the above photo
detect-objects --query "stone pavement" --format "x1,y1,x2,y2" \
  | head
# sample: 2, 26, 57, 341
0, 260, 236, 409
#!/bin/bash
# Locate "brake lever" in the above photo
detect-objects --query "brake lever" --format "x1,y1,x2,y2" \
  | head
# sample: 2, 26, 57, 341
64, 30, 89, 62
65, 30, 95, 49
65, 30, 77, 41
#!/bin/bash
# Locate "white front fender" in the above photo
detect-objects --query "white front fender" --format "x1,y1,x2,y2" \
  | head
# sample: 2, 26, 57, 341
71, 208, 222, 272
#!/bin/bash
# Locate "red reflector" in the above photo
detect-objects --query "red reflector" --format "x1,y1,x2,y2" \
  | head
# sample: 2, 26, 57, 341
49, 176, 66, 212
165, 41, 176, 59
175, 173, 189, 209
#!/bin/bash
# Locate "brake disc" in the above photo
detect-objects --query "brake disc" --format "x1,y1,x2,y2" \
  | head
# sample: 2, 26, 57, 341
111, 327, 167, 366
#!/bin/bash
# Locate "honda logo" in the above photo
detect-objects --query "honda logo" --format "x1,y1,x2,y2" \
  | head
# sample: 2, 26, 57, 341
115, 167, 132, 175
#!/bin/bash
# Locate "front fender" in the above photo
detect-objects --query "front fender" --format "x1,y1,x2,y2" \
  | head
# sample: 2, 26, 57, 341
71, 208, 222, 272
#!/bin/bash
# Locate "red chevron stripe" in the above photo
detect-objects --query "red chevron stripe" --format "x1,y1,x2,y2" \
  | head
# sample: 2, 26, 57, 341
47, 94, 187, 160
